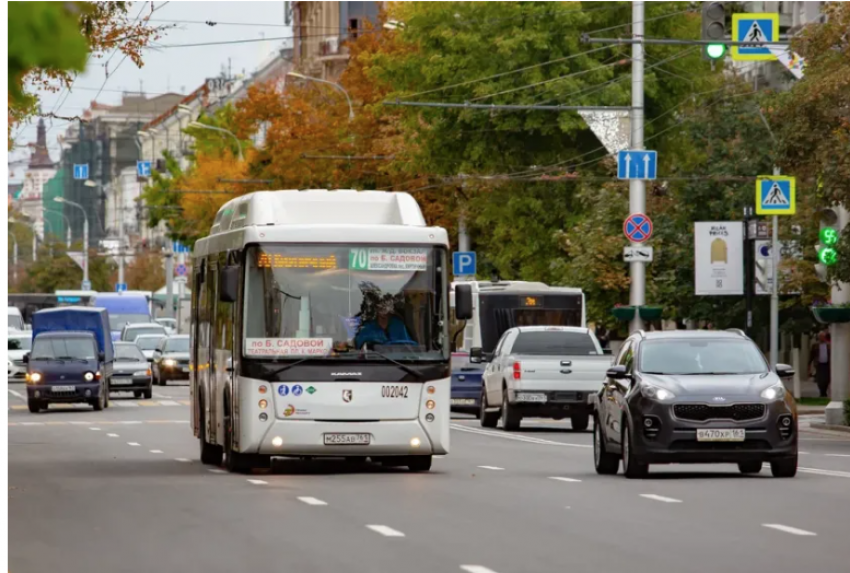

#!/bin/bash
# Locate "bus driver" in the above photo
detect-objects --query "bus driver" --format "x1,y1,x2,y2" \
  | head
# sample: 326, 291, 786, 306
354, 294, 415, 349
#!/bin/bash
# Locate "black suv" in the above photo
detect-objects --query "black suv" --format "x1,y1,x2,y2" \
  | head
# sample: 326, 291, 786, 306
593, 329, 797, 479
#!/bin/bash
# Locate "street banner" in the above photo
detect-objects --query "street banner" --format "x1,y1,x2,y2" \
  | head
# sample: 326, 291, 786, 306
694, 222, 744, 296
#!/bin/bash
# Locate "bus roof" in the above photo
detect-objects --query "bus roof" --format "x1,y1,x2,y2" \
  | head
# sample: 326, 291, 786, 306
90, 293, 150, 313
451, 280, 583, 295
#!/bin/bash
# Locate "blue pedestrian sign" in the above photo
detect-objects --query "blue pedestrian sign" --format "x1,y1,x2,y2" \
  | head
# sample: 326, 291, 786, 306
732, 13, 779, 61
73, 164, 89, 180
453, 251, 476, 276
115, 283, 128, 292
137, 160, 152, 178
755, 176, 796, 216
617, 150, 657, 180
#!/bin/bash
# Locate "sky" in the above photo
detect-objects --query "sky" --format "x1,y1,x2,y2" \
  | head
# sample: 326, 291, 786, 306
9, 1, 293, 183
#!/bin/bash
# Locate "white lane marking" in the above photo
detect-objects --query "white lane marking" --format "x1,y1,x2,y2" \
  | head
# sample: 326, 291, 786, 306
89, 427, 101, 431
366, 525, 405, 537
8, 389, 25, 399
127, 442, 141, 447
762, 524, 817, 536
118, 421, 143, 425
149, 449, 164, 454
153, 393, 172, 398
298, 496, 328, 506
208, 469, 226, 474
451, 424, 591, 448
477, 465, 505, 471
549, 476, 582, 483
798, 466, 850, 479
69, 421, 93, 425
461, 566, 500, 573
825, 454, 850, 458
114, 402, 139, 408
175, 458, 190, 463
640, 494, 682, 503
247, 479, 268, 485
21, 422, 44, 426
158, 400, 180, 406
107, 433, 119, 438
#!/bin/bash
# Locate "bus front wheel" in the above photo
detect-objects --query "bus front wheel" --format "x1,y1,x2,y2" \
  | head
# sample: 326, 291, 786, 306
407, 455, 432, 472
198, 401, 223, 466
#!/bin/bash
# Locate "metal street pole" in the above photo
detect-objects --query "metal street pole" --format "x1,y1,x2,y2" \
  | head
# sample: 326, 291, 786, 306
9, 233, 18, 285
165, 246, 175, 320
118, 182, 125, 286
176, 250, 186, 333
32, 230, 38, 263
743, 206, 754, 337
55, 197, 89, 287
825, 204, 850, 425
769, 166, 780, 367
629, 1, 646, 333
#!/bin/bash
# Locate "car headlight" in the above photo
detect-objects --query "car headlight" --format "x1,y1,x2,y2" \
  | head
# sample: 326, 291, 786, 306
84, 372, 95, 382
29, 372, 42, 383
163, 358, 177, 367
640, 383, 675, 401
761, 383, 786, 400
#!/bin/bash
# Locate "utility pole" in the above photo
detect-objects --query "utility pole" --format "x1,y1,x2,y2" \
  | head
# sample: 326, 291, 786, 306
32, 231, 38, 263
825, 204, 850, 425
629, 0, 646, 333
118, 182, 125, 287
10, 234, 18, 285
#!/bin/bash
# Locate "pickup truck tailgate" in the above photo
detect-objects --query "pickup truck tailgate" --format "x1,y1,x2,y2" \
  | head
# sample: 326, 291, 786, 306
512, 354, 610, 393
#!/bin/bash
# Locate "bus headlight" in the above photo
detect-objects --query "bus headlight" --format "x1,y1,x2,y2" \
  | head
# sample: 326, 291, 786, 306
84, 372, 95, 382
410, 437, 421, 448
426, 400, 436, 410
272, 436, 283, 447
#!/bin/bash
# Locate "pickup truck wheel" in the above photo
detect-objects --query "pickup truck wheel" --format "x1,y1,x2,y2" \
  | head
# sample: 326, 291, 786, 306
622, 424, 649, 479
571, 414, 590, 432
501, 392, 521, 432
479, 390, 499, 428
593, 418, 619, 475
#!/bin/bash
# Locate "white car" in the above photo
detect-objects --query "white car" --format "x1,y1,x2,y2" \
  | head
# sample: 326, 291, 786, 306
8, 331, 33, 381
120, 322, 168, 343
155, 318, 177, 334
8, 307, 25, 331
135, 333, 166, 361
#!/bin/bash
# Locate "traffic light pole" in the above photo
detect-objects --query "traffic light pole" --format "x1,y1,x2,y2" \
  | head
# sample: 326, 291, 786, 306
629, 0, 646, 333
825, 204, 850, 426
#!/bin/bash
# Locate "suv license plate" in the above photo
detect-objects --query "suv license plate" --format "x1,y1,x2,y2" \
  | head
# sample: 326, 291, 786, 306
696, 429, 745, 442
52, 385, 75, 392
323, 433, 371, 446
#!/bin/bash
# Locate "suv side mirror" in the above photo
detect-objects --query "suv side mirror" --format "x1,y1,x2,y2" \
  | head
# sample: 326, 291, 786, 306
606, 365, 629, 379
469, 347, 485, 364
455, 284, 473, 320
219, 265, 239, 303
775, 363, 794, 378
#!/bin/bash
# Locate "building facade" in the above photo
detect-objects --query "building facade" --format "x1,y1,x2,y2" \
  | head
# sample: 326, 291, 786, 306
18, 120, 56, 240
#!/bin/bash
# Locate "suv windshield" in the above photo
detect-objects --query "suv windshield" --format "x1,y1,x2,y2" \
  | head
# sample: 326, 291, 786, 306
164, 337, 190, 352
9, 337, 32, 351
109, 314, 150, 330
243, 245, 446, 361
32, 337, 97, 360
124, 326, 166, 341
640, 339, 768, 375
115, 344, 145, 361
511, 331, 599, 355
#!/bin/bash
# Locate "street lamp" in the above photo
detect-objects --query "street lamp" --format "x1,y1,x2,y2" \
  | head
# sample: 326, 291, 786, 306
55, 196, 89, 289
45, 208, 72, 248
187, 122, 245, 161
286, 71, 355, 121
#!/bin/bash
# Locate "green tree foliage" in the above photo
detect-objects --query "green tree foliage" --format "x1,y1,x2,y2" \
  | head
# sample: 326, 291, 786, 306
15, 240, 115, 293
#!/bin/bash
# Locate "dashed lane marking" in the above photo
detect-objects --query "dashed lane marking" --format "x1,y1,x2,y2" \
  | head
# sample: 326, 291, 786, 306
89, 427, 101, 431
366, 525, 405, 537
798, 466, 850, 479
149, 449, 164, 454
152, 393, 172, 398
20, 422, 44, 426
158, 400, 180, 406
477, 466, 505, 471
825, 454, 850, 458
127, 442, 141, 447
450, 423, 591, 448
9, 420, 188, 427
762, 524, 817, 536
247, 479, 268, 485
461, 567, 500, 573
549, 476, 582, 483
298, 497, 328, 506
640, 494, 682, 503
107, 433, 119, 438
175, 458, 191, 463
209, 469, 226, 474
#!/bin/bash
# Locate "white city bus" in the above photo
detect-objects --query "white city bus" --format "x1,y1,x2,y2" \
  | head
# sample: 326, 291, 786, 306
191, 190, 471, 473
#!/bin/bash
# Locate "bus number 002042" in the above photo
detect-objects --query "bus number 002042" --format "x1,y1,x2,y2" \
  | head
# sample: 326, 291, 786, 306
381, 385, 409, 398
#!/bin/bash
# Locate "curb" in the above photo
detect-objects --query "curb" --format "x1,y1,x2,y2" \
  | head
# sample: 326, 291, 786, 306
810, 423, 850, 434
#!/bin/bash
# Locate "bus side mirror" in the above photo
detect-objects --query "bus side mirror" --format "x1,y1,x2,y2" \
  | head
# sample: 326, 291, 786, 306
219, 266, 239, 303
455, 284, 473, 320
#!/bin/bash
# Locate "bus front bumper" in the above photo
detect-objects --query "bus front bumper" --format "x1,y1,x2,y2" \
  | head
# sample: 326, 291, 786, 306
250, 419, 443, 457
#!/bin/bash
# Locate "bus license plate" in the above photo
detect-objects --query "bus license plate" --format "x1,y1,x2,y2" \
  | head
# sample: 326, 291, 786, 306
323, 433, 371, 446
696, 429, 745, 442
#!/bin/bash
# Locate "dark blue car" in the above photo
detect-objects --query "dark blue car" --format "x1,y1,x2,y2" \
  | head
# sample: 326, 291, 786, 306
450, 367, 484, 416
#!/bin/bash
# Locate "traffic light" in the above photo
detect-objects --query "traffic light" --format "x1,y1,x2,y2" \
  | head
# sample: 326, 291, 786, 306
701, 2, 726, 60
815, 207, 840, 280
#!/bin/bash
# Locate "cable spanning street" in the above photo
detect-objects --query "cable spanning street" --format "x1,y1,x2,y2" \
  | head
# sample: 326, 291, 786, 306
9, 386, 850, 573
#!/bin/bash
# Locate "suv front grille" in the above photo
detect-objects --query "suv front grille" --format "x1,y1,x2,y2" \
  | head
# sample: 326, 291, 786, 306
673, 403, 765, 422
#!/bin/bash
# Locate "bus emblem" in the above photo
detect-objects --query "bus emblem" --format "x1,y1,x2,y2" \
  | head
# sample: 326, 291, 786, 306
342, 389, 353, 403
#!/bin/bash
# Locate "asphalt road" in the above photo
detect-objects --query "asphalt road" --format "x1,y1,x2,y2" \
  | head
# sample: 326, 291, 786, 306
8, 384, 850, 573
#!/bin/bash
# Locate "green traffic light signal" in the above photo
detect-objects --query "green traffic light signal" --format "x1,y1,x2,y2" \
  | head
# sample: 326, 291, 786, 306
818, 247, 838, 266
705, 44, 726, 59
820, 227, 839, 247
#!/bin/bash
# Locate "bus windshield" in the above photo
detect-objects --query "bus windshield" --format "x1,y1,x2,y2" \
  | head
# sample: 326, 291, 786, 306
243, 245, 446, 361
478, 293, 583, 353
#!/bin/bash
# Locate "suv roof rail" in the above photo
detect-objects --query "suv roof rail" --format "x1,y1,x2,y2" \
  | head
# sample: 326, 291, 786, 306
726, 328, 747, 337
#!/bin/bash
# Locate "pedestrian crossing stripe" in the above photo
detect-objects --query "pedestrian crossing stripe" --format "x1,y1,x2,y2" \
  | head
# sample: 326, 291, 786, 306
756, 176, 796, 215
732, 14, 779, 61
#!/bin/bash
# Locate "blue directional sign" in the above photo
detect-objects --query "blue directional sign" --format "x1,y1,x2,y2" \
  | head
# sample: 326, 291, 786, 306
453, 251, 476, 276
755, 176, 796, 216
172, 241, 191, 254
617, 150, 657, 180
115, 283, 128, 292
73, 164, 89, 180
732, 13, 779, 61
136, 160, 152, 178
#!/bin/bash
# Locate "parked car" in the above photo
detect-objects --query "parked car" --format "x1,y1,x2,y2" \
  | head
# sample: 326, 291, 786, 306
8, 331, 33, 382
25, 307, 114, 413
475, 326, 610, 431
593, 329, 798, 479
155, 317, 177, 334
110, 342, 153, 399
151, 334, 190, 386
135, 333, 166, 361
120, 322, 167, 343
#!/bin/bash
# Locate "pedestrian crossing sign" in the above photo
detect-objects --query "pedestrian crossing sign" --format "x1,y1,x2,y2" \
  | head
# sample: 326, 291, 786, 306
732, 13, 779, 61
756, 176, 796, 215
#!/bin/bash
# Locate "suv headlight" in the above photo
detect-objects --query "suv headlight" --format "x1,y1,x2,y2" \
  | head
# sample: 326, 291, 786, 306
761, 383, 786, 400
640, 383, 675, 401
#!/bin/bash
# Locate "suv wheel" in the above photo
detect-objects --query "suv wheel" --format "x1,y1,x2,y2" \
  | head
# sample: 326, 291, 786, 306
770, 455, 797, 478
738, 460, 762, 474
593, 417, 619, 475
622, 424, 648, 479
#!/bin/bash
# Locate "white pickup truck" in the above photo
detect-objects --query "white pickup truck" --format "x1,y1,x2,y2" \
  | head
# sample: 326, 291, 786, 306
472, 326, 611, 431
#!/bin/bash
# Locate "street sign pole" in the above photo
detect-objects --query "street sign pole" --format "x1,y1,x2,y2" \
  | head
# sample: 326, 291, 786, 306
770, 166, 780, 368
629, 0, 646, 333
176, 250, 186, 334
165, 246, 175, 321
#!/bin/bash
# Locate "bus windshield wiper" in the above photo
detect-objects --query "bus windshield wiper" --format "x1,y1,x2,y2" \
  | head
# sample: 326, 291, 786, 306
267, 356, 323, 377
364, 349, 425, 381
